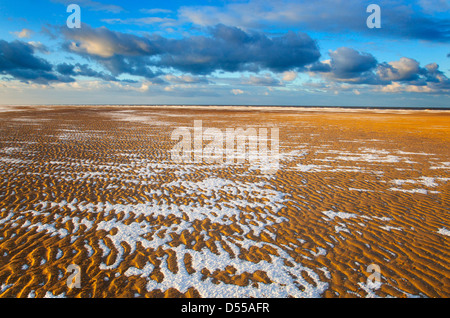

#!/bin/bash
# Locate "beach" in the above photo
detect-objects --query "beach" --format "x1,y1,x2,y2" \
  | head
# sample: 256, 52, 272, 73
0, 105, 449, 298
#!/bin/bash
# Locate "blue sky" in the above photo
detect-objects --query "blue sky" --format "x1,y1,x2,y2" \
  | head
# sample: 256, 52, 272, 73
0, 0, 449, 107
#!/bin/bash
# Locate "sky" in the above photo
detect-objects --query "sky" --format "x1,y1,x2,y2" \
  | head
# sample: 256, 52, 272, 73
0, 0, 449, 107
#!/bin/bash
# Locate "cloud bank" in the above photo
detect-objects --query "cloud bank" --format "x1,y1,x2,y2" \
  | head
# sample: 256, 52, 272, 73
2, 24, 449, 95
309, 47, 450, 93
61, 24, 321, 76
0, 40, 73, 84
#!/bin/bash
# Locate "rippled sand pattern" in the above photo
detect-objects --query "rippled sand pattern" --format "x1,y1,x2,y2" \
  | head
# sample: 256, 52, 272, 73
0, 106, 449, 298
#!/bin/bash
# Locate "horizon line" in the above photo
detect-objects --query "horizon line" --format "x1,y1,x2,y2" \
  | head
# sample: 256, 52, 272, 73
1, 104, 450, 111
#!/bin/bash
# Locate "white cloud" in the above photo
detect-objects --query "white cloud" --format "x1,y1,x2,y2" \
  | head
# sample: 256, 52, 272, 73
282, 71, 297, 81
164, 74, 208, 84
12, 29, 33, 39
231, 89, 244, 95
379, 82, 434, 93
242, 74, 281, 86
68, 40, 115, 58
378, 58, 420, 81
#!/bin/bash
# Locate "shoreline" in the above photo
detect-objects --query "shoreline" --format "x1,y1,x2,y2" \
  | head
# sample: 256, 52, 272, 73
1, 104, 450, 114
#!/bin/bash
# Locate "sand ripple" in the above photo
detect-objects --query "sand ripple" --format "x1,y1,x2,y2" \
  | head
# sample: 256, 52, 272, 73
0, 106, 449, 297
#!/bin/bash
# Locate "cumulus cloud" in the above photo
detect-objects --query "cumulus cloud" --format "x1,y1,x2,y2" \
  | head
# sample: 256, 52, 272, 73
56, 62, 117, 81
61, 25, 162, 80
164, 74, 210, 84
310, 47, 379, 84
308, 61, 332, 73
377, 58, 421, 82
422, 63, 450, 90
62, 25, 159, 58
0, 40, 73, 84
158, 24, 320, 74
328, 48, 378, 80
62, 24, 320, 76
309, 47, 450, 94
376, 58, 450, 90
282, 71, 297, 81
242, 73, 282, 86
12, 29, 34, 39
379, 82, 434, 93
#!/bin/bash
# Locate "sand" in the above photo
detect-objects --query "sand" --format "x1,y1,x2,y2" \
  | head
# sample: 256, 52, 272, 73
0, 105, 449, 298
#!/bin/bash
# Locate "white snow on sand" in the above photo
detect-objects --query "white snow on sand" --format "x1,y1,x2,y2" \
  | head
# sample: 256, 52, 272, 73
389, 188, 439, 195
7, 175, 329, 297
322, 211, 357, 221
437, 228, 450, 237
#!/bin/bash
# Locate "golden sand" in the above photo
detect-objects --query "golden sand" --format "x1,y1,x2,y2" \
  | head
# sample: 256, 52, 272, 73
0, 106, 449, 298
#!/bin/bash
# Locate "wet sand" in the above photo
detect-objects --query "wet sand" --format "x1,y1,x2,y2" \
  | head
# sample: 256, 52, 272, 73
0, 105, 449, 298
